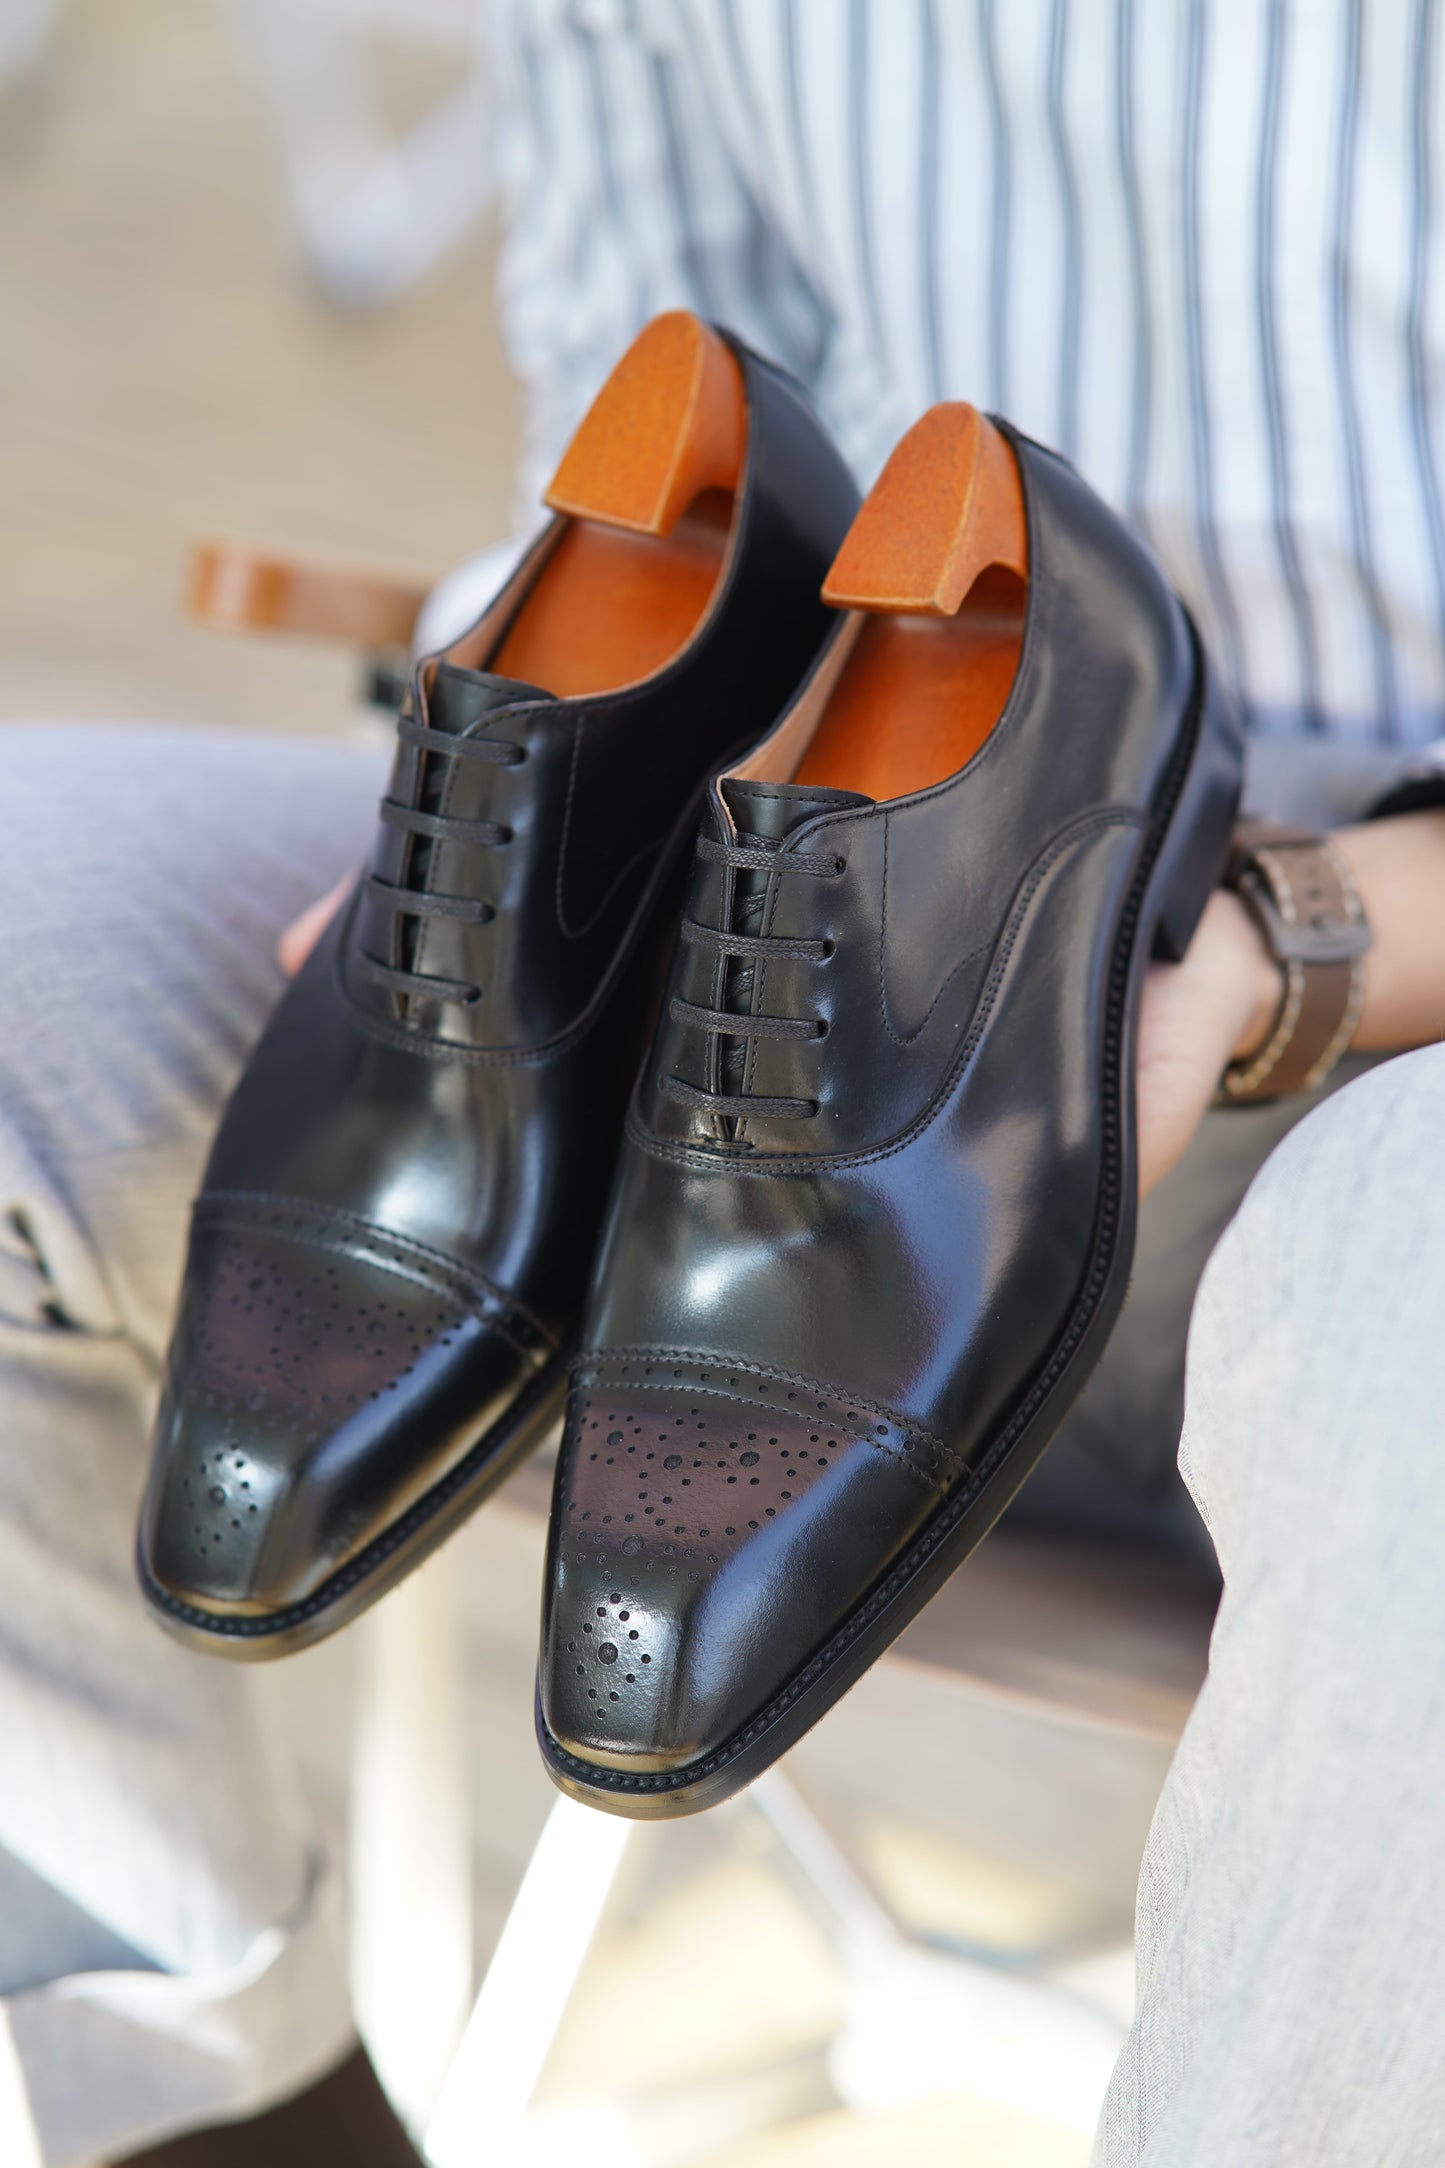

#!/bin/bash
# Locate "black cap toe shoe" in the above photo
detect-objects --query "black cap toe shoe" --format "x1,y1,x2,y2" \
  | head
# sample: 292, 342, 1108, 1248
138, 316, 860, 1657
539, 406, 1244, 1813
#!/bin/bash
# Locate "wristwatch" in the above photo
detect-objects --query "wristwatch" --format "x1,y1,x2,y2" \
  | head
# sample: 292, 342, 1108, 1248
1218, 820, 1372, 1104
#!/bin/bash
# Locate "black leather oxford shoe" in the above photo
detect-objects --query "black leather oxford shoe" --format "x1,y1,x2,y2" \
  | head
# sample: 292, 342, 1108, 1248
138, 315, 859, 1656
538, 405, 1243, 1814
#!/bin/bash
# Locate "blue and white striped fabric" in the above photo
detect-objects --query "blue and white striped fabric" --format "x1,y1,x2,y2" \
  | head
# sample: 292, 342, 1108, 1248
489, 0, 1445, 749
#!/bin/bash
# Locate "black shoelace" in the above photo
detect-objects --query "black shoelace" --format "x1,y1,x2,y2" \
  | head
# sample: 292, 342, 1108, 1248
662, 832, 844, 1124
355, 713, 526, 1007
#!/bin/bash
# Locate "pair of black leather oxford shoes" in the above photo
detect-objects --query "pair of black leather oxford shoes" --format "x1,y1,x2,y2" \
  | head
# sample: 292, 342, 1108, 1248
138, 313, 1241, 1817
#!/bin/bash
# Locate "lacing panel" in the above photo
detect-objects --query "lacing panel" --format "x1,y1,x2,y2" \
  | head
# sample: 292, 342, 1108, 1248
661, 830, 843, 1125
356, 711, 527, 1009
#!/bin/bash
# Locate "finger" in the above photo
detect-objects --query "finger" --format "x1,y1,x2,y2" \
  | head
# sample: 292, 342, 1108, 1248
276, 872, 355, 977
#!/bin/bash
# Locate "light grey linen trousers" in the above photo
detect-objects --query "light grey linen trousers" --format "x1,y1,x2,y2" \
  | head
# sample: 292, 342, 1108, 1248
0, 722, 1441, 2165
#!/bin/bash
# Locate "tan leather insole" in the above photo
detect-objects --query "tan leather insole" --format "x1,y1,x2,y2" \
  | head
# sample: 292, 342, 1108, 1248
794, 566, 1026, 800
490, 488, 734, 698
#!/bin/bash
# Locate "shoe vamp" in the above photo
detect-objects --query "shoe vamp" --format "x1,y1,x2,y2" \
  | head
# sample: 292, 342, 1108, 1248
202, 908, 620, 1329
594, 820, 1145, 1460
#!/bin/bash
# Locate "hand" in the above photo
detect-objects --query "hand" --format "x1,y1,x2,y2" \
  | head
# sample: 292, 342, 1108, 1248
277, 873, 355, 978
1136, 809, 1445, 1196
1136, 889, 1282, 1198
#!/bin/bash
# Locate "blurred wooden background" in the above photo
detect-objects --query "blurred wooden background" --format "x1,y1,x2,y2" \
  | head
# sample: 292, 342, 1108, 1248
0, 0, 516, 734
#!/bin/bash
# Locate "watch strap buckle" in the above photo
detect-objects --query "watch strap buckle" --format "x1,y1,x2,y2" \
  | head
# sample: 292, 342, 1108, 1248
1233, 863, 1372, 966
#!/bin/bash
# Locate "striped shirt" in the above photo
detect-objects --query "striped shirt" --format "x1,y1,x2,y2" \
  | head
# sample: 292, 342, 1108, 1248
489, 0, 1445, 750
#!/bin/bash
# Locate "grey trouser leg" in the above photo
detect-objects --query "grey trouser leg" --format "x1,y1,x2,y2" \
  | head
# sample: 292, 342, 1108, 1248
1021, 734, 1411, 1557
1094, 1046, 1445, 2167
0, 726, 382, 2167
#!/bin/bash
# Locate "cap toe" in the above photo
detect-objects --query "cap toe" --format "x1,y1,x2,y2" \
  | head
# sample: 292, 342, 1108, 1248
141, 1197, 540, 1621
541, 1353, 947, 1776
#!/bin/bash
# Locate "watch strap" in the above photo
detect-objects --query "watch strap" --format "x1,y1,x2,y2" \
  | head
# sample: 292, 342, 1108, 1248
1220, 822, 1371, 1103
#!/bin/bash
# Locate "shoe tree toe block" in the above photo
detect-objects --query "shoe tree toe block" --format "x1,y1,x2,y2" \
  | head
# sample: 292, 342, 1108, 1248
492, 312, 747, 698
798, 404, 1028, 801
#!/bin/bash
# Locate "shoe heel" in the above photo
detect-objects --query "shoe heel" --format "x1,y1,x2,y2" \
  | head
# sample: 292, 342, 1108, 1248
1150, 644, 1245, 963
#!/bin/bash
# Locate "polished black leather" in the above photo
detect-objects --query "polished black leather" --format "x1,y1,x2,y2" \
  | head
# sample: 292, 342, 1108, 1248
539, 428, 1244, 1810
138, 338, 860, 1653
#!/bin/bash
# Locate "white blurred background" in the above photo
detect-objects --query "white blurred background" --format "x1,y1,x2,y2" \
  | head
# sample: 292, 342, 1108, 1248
0, 0, 511, 733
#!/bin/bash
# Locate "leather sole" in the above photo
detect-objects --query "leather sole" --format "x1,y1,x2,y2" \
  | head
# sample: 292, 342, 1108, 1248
139, 1350, 571, 1661
537, 623, 1243, 1816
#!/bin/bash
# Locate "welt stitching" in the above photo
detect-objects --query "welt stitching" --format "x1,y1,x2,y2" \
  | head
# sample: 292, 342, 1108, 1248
629, 805, 1143, 1177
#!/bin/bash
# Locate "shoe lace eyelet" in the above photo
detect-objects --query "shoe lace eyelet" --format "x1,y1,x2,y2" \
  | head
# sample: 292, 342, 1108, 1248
819, 938, 837, 961
833, 857, 847, 876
